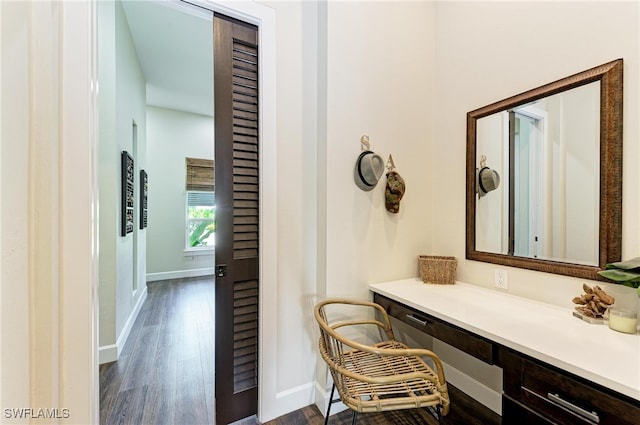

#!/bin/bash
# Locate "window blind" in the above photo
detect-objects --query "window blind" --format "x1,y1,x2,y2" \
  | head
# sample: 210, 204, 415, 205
187, 191, 215, 207
186, 157, 214, 191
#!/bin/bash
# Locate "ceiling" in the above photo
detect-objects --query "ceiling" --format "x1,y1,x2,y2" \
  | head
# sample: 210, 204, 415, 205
122, 0, 214, 117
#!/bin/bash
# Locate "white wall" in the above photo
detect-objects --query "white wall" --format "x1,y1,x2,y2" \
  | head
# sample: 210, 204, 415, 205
249, 0, 438, 416
1, 0, 31, 413
98, 0, 148, 359
146, 106, 214, 278
115, 0, 148, 345
323, 1, 436, 297
432, 0, 639, 307
431, 0, 639, 408
316, 0, 438, 411
98, 0, 118, 350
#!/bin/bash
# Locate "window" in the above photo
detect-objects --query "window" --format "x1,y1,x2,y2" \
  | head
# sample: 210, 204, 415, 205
186, 191, 215, 249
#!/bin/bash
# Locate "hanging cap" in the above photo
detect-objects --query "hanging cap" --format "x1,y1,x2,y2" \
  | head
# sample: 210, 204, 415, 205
354, 151, 385, 191
385, 171, 406, 213
477, 167, 500, 197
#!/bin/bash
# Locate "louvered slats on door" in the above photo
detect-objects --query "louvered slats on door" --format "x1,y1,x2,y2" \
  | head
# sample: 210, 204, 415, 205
233, 279, 258, 392
231, 38, 259, 393
232, 40, 259, 261
214, 15, 260, 423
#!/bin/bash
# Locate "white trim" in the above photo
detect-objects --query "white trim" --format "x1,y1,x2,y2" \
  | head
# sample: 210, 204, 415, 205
314, 380, 348, 419
187, 0, 268, 27
164, 0, 214, 21
189, 1, 279, 422
146, 268, 214, 282
276, 382, 314, 400
99, 344, 118, 365
255, 6, 278, 423
262, 382, 316, 419
98, 285, 148, 364
0, 3, 4, 412
60, 1, 99, 422
183, 248, 215, 257
441, 360, 502, 415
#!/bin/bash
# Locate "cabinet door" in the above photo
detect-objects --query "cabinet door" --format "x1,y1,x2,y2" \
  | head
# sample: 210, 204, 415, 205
499, 347, 640, 425
502, 396, 552, 425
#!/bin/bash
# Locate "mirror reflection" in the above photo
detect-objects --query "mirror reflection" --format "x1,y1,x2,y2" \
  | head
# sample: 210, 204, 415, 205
466, 59, 623, 280
476, 82, 600, 266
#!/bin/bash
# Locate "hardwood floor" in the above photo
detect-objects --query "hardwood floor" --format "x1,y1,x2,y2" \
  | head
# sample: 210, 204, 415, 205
264, 384, 501, 425
100, 276, 500, 425
100, 277, 215, 425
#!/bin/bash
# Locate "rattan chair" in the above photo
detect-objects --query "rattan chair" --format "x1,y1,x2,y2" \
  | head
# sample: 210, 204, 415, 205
315, 298, 450, 424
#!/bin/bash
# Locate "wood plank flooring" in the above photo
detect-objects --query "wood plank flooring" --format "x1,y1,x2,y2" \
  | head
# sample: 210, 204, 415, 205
100, 276, 501, 425
100, 277, 215, 425
264, 384, 501, 425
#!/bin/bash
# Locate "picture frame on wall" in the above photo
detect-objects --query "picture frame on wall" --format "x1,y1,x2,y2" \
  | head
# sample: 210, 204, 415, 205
121, 151, 134, 236
140, 170, 148, 229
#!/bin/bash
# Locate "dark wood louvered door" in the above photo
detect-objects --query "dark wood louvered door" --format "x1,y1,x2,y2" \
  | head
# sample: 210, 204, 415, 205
213, 15, 259, 425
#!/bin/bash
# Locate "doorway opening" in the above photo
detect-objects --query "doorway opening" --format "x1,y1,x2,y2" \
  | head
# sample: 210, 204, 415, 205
96, 0, 275, 422
98, 0, 221, 423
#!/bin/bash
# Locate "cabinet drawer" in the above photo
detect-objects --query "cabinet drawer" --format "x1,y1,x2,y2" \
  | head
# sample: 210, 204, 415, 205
503, 395, 553, 425
373, 293, 495, 364
500, 347, 640, 425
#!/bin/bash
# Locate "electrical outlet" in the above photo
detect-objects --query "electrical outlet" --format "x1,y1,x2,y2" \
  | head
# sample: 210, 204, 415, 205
494, 269, 508, 290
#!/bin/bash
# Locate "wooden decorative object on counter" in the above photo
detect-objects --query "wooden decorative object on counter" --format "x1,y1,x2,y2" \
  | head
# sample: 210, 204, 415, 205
572, 283, 615, 323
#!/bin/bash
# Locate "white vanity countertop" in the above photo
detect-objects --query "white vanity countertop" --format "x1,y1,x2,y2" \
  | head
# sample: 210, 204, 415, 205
369, 278, 640, 401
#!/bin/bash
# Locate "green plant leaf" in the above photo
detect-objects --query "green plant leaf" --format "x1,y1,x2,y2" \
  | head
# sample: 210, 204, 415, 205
189, 220, 214, 247
605, 257, 640, 271
597, 268, 640, 287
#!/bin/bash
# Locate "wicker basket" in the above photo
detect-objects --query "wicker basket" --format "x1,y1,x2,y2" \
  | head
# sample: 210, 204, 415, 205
418, 256, 457, 285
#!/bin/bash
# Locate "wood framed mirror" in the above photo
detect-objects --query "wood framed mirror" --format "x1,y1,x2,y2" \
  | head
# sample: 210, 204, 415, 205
466, 59, 623, 280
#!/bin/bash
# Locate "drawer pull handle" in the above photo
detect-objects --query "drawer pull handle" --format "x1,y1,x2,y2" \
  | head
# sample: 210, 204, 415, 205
547, 393, 600, 424
405, 314, 429, 327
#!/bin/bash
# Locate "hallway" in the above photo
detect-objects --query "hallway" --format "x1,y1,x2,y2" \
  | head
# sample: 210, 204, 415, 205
100, 277, 215, 425
98, 276, 501, 425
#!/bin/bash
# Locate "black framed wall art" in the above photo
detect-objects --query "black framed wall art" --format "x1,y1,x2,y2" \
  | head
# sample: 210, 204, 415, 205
140, 170, 148, 229
121, 151, 134, 236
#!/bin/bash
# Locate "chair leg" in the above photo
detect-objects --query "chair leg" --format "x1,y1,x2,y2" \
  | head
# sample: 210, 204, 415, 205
351, 410, 357, 425
324, 384, 336, 425
425, 405, 443, 424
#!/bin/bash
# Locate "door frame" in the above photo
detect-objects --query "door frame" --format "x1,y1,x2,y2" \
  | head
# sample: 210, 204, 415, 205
57, 0, 277, 423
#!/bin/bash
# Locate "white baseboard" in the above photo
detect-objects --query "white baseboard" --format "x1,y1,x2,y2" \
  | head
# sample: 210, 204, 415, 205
441, 360, 502, 415
264, 382, 315, 420
99, 344, 118, 364
314, 380, 348, 419
98, 285, 148, 365
146, 267, 214, 282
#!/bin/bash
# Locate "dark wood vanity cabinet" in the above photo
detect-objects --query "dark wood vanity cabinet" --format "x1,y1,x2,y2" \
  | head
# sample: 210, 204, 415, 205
373, 293, 495, 364
498, 347, 640, 425
373, 293, 640, 425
